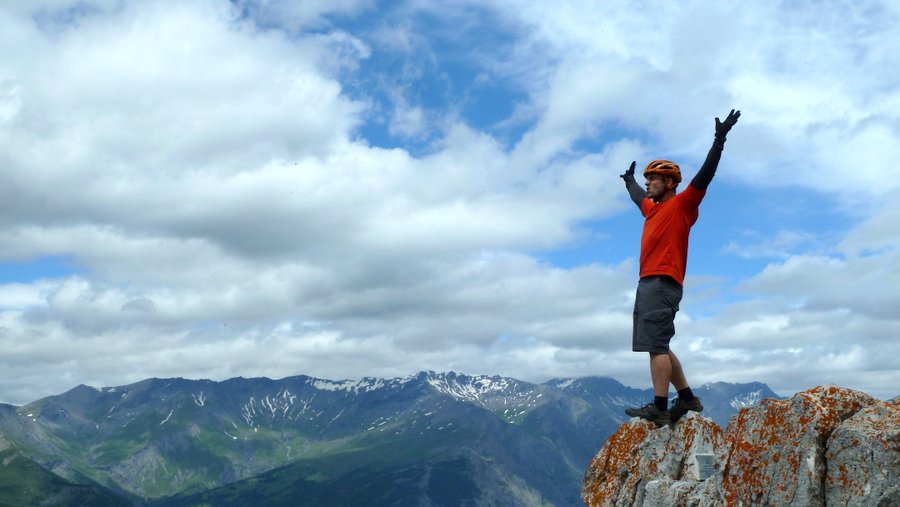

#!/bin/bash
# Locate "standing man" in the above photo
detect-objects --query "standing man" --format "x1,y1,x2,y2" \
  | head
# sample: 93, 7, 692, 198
621, 109, 740, 427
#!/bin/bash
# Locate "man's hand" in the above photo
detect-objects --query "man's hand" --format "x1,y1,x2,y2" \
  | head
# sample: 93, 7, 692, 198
715, 109, 740, 139
620, 161, 636, 180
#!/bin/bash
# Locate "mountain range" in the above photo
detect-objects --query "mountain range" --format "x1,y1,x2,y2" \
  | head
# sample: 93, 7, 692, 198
0, 371, 781, 506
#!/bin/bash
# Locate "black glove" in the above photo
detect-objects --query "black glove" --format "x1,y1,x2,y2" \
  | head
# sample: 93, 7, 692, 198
620, 161, 636, 181
715, 109, 740, 139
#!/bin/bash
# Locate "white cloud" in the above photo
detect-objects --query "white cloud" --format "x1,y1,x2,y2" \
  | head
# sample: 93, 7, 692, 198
675, 239, 900, 398
483, 1, 900, 203
233, 0, 374, 32
840, 201, 900, 258
0, 252, 642, 403
388, 99, 428, 139
0, 0, 898, 405
722, 230, 825, 260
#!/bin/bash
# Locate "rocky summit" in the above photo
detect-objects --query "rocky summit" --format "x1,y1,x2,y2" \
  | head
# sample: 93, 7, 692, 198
582, 385, 899, 507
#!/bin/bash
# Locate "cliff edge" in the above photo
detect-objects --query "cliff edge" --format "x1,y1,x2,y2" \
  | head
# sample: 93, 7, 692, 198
582, 385, 899, 506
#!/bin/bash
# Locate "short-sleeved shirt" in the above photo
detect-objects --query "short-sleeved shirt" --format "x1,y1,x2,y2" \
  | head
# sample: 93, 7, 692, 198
639, 184, 706, 285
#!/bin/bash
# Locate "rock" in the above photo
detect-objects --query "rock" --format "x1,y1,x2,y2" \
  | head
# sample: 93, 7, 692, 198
825, 402, 900, 506
582, 385, 899, 507
581, 418, 657, 506
722, 385, 877, 506
582, 412, 725, 506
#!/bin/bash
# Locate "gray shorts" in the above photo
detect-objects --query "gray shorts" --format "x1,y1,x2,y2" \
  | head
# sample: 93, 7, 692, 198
632, 276, 683, 354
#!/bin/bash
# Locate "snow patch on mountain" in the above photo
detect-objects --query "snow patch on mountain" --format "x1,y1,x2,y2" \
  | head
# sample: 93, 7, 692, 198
241, 389, 314, 427
192, 391, 207, 407
730, 389, 765, 409
311, 377, 389, 393
423, 372, 531, 402
425, 373, 517, 401
419, 372, 547, 423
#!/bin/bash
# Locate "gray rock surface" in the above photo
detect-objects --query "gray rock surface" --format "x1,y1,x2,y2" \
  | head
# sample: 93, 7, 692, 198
583, 386, 900, 507
825, 402, 900, 506
582, 412, 724, 506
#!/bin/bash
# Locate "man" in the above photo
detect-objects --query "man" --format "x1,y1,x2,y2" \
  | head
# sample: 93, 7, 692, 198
621, 109, 740, 427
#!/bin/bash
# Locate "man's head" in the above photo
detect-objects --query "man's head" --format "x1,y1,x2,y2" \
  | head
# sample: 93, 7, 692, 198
643, 160, 681, 202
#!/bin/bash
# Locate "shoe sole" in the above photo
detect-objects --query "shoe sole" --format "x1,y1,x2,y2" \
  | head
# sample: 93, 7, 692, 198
625, 411, 670, 428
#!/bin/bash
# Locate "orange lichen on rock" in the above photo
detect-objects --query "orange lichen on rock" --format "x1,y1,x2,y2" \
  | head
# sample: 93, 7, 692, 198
582, 419, 656, 506
583, 385, 897, 506
582, 413, 726, 506
722, 385, 877, 506
824, 401, 900, 505
722, 398, 793, 506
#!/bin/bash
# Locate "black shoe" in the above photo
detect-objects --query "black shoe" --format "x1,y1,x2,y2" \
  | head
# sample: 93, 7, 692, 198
625, 403, 670, 427
670, 397, 703, 424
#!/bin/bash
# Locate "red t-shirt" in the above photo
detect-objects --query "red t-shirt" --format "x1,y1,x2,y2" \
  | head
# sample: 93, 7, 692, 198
639, 184, 706, 285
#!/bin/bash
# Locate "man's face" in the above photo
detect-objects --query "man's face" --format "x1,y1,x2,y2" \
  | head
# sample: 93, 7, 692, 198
645, 173, 674, 201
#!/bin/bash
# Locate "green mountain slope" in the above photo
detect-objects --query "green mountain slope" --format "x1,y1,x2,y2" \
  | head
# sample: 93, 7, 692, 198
0, 432, 128, 507
159, 404, 559, 507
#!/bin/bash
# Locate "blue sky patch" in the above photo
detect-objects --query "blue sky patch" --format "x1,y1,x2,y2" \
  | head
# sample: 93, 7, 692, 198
0, 256, 82, 284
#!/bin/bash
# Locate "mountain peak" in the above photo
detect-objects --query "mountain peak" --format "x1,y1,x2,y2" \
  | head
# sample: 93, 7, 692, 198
414, 371, 535, 403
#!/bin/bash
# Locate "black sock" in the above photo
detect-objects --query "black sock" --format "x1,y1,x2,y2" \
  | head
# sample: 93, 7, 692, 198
677, 387, 695, 401
654, 396, 668, 412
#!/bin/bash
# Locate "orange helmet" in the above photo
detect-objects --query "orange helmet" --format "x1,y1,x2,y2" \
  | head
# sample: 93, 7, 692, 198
643, 160, 682, 183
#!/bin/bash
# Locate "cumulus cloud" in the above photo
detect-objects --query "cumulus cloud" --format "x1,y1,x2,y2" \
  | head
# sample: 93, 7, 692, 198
487, 1, 900, 202
0, 0, 898, 404
0, 0, 634, 403
678, 231, 900, 399
722, 230, 825, 260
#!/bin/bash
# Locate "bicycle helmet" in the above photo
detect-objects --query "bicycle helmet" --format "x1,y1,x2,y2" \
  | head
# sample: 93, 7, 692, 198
643, 160, 682, 184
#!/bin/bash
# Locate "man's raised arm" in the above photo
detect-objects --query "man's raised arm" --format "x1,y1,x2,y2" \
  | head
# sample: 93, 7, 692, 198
621, 161, 646, 207
691, 109, 740, 191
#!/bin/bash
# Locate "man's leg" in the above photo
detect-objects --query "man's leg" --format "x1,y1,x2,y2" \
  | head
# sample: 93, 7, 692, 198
626, 277, 677, 427
668, 351, 689, 391
626, 357, 671, 426
649, 352, 672, 397
665, 350, 704, 422
651, 351, 689, 393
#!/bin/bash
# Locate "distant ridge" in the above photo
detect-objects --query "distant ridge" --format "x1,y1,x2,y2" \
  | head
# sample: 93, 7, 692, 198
1, 372, 782, 506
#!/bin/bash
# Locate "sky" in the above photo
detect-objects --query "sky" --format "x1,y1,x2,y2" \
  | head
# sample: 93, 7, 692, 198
0, 0, 898, 405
